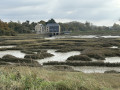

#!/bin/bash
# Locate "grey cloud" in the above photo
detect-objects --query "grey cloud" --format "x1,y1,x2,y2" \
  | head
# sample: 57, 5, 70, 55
0, 0, 119, 25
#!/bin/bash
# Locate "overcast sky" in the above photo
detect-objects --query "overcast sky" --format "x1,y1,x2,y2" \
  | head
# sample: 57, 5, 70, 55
0, 0, 120, 26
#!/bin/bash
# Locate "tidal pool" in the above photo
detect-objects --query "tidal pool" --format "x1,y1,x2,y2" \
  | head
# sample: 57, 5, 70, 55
72, 66, 120, 73
0, 50, 26, 58
109, 46, 118, 49
71, 35, 98, 38
45, 35, 120, 39
71, 35, 120, 38
92, 57, 120, 63
104, 57, 120, 63
0, 46, 16, 48
37, 49, 81, 65
101, 35, 120, 38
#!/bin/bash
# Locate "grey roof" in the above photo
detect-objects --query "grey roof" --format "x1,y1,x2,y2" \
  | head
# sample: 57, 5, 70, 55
46, 23, 59, 26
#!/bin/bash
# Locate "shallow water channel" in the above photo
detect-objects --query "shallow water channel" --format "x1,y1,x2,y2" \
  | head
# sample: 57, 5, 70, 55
72, 66, 120, 73
0, 45, 16, 48
104, 57, 120, 63
37, 49, 81, 65
92, 57, 120, 63
0, 48, 120, 73
0, 50, 26, 58
45, 35, 120, 39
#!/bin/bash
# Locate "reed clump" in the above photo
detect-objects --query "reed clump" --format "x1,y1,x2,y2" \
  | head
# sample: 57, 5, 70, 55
67, 55, 92, 61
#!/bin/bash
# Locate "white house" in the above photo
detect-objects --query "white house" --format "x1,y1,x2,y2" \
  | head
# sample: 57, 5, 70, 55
35, 23, 46, 34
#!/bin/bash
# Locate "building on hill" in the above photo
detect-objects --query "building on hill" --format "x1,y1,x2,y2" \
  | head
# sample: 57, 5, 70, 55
35, 23, 61, 36
35, 23, 46, 34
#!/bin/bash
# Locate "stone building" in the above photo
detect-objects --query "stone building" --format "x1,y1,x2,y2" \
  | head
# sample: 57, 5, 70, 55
35, 23, 46, 34
35, 23, 61, 35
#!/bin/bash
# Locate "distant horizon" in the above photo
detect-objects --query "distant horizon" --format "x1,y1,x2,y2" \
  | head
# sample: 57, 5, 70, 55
1, 18, 119, 27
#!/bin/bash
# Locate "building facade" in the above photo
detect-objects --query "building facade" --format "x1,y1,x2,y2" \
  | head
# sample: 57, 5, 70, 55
35, 23, 46, 34
46, 23, 60, 35
35, 23, 60, 35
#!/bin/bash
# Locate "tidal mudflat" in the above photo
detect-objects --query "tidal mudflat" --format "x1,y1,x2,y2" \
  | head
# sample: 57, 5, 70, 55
1, 35, 120, 73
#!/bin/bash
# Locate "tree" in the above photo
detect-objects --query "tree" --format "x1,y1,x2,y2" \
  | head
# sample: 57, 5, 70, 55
0, 20, 16, 36
112, 23, 120, 30
39, 20, 46, 26
46, 18, 56, 24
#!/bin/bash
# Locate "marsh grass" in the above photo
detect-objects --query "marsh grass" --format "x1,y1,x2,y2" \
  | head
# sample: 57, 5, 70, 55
81, 48, 120, 60
44, 61, 120, 67
104, 70, 120, 73
67, 55, 92, 61
0, 66, 119, 90
24, 52, 53, 59
0, 55, 40, 67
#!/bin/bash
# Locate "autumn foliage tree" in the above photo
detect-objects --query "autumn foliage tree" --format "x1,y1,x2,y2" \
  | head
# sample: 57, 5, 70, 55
0, 20, 16, 36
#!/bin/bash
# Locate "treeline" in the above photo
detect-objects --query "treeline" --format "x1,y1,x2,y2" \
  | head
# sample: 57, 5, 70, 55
60, 21, 120, 32
0, 19, 120, 36
0, 20, 37, 36
0, 20, 16, 36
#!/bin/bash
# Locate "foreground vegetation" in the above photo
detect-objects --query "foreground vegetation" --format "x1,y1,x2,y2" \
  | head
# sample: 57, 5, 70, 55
0, 66, 120, 90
